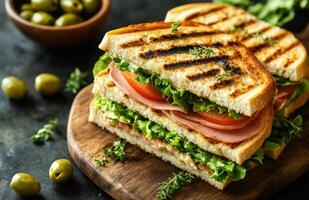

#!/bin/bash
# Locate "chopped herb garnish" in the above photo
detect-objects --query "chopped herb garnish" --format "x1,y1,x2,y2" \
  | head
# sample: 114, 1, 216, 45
95, 157, 108, 167
171, 22, 181, 32
254, 32, 278, 45
65, 68, 88, 94
215, 67, 237, 81
104, 140, 127, 162
189, 46, 214, 59
31, 118, 58, 143
156, 171, 195, 200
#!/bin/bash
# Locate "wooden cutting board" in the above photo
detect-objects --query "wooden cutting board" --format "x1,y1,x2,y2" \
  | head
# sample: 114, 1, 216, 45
67, 84, 309, 200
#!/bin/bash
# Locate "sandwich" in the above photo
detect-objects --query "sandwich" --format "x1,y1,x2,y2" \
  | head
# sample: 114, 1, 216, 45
89, 21, 276, 189
165, 2, 309, 159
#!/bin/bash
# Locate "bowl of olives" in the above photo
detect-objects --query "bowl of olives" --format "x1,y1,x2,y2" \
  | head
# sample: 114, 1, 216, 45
5, 0, 110, 48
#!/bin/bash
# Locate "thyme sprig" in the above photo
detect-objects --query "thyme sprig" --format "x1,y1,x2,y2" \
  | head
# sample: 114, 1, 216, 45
104, 140, 127, 162
171, 22, 181, 32
215, 67, 237, 81
189, 46, 214, 59
65, 68, 88, 94
31, 118, 58, 143
156, 171, 195, 200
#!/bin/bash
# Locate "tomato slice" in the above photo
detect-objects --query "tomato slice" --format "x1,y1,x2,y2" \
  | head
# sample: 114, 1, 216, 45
121, 71, 166, 102
196, 111, 251, 126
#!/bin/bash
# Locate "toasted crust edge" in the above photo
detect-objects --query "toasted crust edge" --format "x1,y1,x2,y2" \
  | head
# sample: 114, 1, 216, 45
281, 91, 309, 118
89, 104, 230, 190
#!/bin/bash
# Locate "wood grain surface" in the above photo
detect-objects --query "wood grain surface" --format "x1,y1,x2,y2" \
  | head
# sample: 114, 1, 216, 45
67, 84, 309, 200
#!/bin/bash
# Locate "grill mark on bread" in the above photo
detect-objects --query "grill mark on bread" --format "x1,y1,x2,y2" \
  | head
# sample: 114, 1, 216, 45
230, 85, 255, 98
282, 57, 295, 69
119, 31, 222, 48
240, 26, 272, 42
139, 42, 227, 59
163, 55, 229, 70
232, 19, 257, 30
186, 69, 220, 81
264, 41, 300, 64
206, 12, 244, 26
249, 31, 289, 53
120, 38, 145, 48
185, 5, 226, 20
210, 79, 235, 90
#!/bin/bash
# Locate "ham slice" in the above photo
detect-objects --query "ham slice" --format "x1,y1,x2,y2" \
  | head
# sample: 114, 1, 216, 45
163, 107, 269, 143
172, 111, 256, 130
109, 64, 184, 112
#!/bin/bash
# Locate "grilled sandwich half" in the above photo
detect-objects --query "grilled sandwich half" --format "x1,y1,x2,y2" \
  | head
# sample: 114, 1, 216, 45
165, 3, 308, 161
90, 22, 276, 189
165, 2, 309, 118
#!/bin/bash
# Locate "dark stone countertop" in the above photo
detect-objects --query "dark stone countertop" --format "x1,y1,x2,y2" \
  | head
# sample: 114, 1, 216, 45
0, 0, 308, 199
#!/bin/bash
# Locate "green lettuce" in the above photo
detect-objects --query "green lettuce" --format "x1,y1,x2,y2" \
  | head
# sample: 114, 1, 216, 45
96, 53, 243, 120
263, 115, 303, 151
94, 95, 247, 183
273, 76, 298, 87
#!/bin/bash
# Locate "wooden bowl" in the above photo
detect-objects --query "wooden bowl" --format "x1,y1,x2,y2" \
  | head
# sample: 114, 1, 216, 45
5, 0, 110, 48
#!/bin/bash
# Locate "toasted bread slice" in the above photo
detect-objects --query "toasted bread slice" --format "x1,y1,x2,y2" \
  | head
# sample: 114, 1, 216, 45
99, 21, 275, 116
92, 70, 274, 164
165, 3, 308, 81
89, 104, 231, 190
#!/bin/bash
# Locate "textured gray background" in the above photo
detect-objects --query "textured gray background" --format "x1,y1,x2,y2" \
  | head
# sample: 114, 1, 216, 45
0, 0, 308, 199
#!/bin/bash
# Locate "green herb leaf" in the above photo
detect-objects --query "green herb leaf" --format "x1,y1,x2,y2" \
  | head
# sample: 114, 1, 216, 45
253, 32, 278, 45
65, 68, 88, 94
93, 53, 112, 77
156, 171, 195, 200
215, 67, 237, 81
273, 76, 298, 87
104, 140, 127, 162
31, 118, 58, 143
189, 46, 214, 59
95, 158, 108, 167
171, 22, 181, 32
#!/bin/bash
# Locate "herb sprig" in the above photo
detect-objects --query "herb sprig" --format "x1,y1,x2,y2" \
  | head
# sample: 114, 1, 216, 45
215, 67, 237, 81
171, 22, 181, 32
65, 68, 88, 94
95, 157, 108, 167
189, 46, 214, 59
254, 32, 278, 45
156, 172, 195, 200
104, 140, 127, 162
31, 118, 58, 143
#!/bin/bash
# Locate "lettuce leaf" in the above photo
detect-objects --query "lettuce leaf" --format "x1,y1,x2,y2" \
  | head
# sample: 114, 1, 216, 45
273, 76, 298, 87
94, 95, 247, 183
100, 53, 244, 120
92, 53, 113, 77
263, 115, 303, 150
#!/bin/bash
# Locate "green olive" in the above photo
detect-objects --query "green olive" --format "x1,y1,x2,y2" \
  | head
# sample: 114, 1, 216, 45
60, 0, 83, 15
20, 10, 34, 21
1, 76, 27, 100
35, 73, 61, 95
10, 173, 41, 196
49, 159, 73, 183
81, 0, 101, 16
31, 0, 58, 12
31, 11, 55, 25
21, 3, 33, 11
55, 13, 83, 26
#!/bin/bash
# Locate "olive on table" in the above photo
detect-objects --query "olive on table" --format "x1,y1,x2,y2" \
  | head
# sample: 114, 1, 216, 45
60, 0, 83, 15
49, 159, 73, 183
55, 13, 83, 26
20, 10, 34, 21
35, 73, 61, 95
10, 173, 41, 196
31, 11, 55, 25
21, 3, 33, 11
81, 0, 101, 16
1, 76, 27, 100
31, 0, 58, 12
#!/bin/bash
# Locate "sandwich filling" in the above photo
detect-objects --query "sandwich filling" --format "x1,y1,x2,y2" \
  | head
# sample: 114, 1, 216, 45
273, 76, 309, 112
93, 53, 269, 144
93, 95, 265, 183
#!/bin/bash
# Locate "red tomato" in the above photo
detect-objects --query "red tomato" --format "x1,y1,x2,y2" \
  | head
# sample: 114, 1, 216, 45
196, 111, 251, 126
121, 71, 166, 102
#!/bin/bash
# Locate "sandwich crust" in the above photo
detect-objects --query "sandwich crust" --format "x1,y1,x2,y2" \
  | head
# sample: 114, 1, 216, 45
99, 22, 275, 116
92, 72, 274, 164
165, 3, 308, 81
